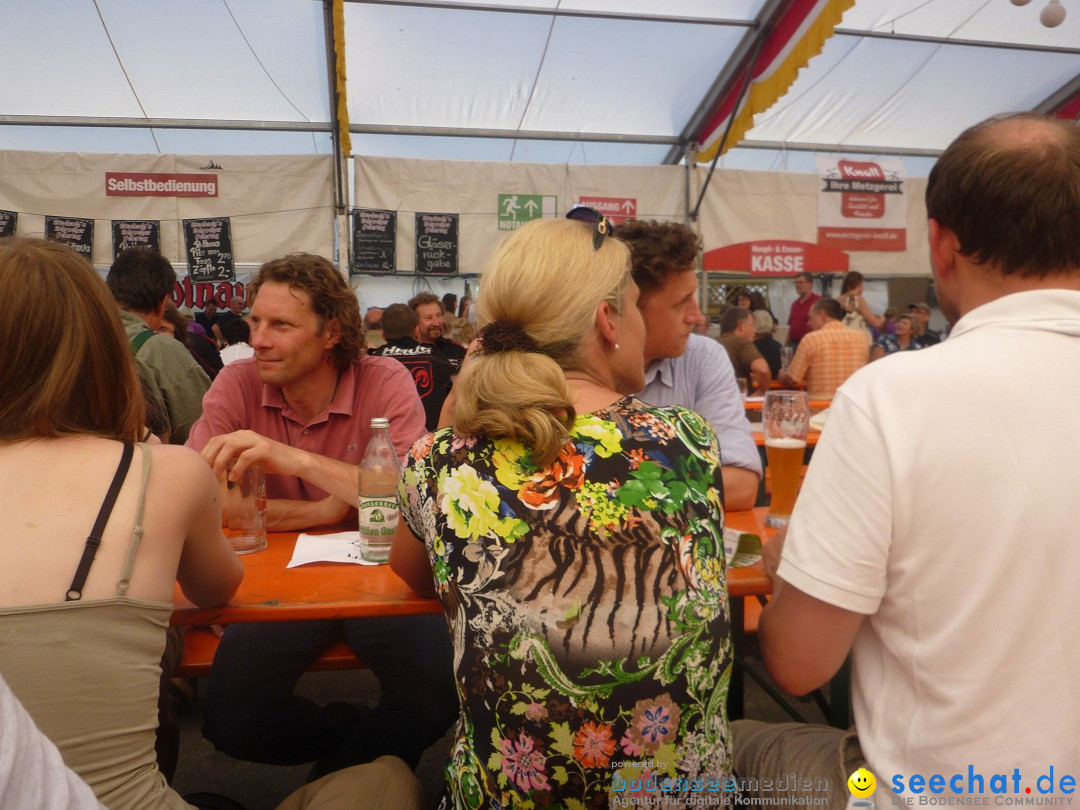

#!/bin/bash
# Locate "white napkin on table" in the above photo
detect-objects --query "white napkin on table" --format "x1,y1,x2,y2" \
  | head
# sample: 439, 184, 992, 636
287, 531, 380, 568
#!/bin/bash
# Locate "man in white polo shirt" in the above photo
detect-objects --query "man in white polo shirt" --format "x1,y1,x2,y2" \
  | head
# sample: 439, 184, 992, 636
737, 113, 1080, 803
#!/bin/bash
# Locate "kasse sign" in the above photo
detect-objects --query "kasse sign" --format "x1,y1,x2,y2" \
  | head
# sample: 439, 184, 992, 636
703, 240, 849, 277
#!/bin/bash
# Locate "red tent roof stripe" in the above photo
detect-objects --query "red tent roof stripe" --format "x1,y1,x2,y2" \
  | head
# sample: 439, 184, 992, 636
1053, 91, 1080, 120
695, 0, 856, 163
757, 0, 830, 74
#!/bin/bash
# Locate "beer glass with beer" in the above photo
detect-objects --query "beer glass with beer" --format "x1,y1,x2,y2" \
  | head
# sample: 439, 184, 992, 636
764, 391, 809, 528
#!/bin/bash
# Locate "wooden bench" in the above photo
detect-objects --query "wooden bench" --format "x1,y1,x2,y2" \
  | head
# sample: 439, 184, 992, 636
176, 626, 365, 678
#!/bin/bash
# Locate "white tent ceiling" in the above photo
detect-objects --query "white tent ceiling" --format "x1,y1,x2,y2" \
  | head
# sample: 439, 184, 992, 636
1, 0, 1078, 174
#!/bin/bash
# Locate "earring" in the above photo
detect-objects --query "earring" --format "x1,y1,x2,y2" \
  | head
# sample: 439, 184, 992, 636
614, 343, 620, 350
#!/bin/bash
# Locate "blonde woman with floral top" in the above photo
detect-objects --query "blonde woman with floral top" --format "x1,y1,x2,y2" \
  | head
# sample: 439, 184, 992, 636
390, 212, 732, 809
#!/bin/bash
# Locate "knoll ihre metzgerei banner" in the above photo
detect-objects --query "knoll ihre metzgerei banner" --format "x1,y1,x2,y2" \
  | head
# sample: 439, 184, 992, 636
816, 156, 906, 252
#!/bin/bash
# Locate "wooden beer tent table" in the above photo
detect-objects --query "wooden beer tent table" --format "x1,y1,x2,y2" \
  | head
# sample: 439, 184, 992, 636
173, 517, 774, 625
171, 513, 849, 724
171, 533, 441, 626
743, 398, 832, 412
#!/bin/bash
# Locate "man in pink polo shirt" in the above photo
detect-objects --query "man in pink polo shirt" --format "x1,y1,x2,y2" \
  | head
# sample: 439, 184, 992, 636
186, 253, 457, 779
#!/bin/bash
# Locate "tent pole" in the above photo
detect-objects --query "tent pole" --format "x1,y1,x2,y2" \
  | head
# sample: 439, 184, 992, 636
323, 0, 350, 269
691, 34, 763, 221
683, 142, 694, 227
684, 141, 708, 322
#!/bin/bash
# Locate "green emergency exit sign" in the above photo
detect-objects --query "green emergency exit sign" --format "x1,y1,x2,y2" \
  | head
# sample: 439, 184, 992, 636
498, 194, 557, 230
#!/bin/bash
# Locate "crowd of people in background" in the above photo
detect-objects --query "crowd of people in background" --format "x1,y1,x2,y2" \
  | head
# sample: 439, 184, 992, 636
711, 272, 946, 402
174, 268, 940, 425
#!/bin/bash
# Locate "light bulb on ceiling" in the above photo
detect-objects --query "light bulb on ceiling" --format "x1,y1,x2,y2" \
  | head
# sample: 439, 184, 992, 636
1041, 0, 1067, 26
1010, 0, 1032, 5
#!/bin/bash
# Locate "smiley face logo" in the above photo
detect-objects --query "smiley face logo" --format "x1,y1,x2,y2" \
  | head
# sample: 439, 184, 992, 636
848, 768, 877, 799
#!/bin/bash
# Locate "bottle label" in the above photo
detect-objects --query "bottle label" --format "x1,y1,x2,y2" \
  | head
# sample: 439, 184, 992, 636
358, 496, 400, 539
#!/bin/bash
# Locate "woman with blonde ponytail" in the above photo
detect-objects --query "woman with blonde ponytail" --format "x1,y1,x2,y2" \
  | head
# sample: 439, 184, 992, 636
391, 213, 732, 809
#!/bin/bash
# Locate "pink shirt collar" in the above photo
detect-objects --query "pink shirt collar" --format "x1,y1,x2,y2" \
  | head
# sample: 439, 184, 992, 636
259, 362, 358, 427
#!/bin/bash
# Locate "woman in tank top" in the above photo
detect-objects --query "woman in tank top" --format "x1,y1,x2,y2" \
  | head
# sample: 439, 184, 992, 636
0, 238, 243, 810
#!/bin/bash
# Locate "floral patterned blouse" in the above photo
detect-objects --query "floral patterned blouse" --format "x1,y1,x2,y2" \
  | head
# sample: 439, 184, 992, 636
400, 397, 733, 810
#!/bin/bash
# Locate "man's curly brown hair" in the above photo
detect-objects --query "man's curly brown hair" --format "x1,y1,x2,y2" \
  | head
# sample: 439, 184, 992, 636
407, 291, 441, 312
612, 219, 701, 301
250, 253, 365, 373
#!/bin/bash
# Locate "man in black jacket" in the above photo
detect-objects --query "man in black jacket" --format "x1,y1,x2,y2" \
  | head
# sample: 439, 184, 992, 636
408, 291, 466, 373
370, 303, 453, 431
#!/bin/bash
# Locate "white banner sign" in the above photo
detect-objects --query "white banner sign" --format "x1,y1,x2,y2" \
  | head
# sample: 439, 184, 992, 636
816, 156, 906, 252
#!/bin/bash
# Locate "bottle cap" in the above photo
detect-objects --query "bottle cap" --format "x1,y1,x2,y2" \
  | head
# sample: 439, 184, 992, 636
370, 417, 390, 430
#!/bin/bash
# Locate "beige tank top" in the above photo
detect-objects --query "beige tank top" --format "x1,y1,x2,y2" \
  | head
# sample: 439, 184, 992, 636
0, 443, 192, 810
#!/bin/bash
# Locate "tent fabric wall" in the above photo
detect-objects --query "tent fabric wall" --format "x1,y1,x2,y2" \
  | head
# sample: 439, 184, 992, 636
0, 151, 336, 267
355, 155, 933, 278
695, 167, 931, 277
354, 157, 688, 277
0, 148, 936, 287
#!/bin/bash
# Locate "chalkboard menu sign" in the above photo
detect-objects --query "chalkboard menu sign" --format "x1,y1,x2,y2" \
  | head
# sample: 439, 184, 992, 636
45, 216, 94, 260
0, 210, 16, 238
112, 220, 161, 257
351, 208, 396, 275
415, 212, 458, 276
183, 217, 235, 282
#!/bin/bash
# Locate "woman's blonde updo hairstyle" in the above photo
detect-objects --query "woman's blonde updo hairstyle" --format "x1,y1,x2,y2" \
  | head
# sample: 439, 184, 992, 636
453, 218, 632, 465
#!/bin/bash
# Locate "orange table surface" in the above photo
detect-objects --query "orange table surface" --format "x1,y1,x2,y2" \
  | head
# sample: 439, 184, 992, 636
725, 507, 775, 599
173, 508, 776, 625
743, 398, 831, 412
171, 533, 441, 626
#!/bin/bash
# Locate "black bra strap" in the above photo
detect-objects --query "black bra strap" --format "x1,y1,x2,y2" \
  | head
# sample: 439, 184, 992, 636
65, 443, 135, 602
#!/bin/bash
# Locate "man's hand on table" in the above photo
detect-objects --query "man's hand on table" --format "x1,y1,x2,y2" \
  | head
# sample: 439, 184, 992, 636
266, 495, 352, 532
199, 430, 361, 524
201, 430, 303, 482
200, 431, 352, 531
